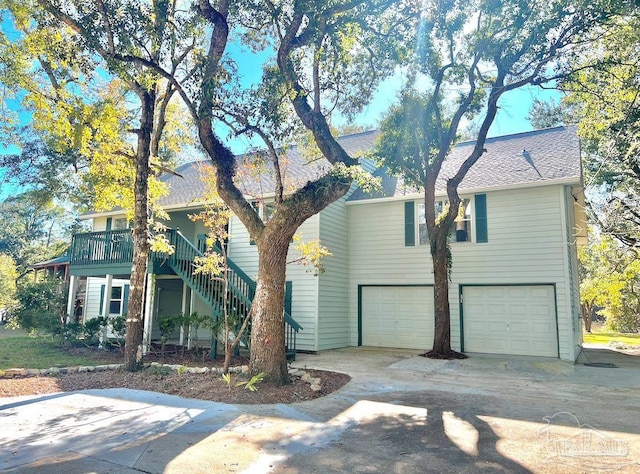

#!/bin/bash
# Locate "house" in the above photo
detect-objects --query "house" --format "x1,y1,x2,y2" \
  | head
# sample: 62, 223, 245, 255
66, 125, 586, 361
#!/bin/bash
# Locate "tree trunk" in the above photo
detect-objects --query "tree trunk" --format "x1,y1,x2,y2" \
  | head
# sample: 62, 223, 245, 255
581, 303, 592, 333
249, 232, 291, 385
123, 90, 154, 372
424, 231, 467, 360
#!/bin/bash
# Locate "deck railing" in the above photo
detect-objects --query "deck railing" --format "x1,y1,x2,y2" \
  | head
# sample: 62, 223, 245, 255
70, 229, 134, 266
70, 228, 301, 359
163, 229, 301, 359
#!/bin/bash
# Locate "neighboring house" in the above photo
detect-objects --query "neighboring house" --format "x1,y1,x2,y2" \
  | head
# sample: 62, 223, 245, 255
67, 126, 586, 361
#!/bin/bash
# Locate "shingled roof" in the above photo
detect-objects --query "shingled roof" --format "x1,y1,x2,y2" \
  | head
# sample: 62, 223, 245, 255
157, 129, 380, 208
91, 126, 580, 213
347, 125, 581, 202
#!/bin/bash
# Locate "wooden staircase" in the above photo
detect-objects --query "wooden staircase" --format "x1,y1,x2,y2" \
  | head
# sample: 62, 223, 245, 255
162, 229, 301, 360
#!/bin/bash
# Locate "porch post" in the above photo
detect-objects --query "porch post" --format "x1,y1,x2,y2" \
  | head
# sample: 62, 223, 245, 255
142, 273, 154, 355
66, 275, 78, 324
179, 282, 189, 346
102, 275, 113, 317
187, 289, 196, 349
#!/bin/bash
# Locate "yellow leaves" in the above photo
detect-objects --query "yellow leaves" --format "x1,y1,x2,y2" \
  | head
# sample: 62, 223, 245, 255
288, 234, 332, 275
193, 252, 226, 278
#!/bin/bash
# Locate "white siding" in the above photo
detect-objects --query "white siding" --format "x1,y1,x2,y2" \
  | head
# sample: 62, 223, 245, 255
227, 213, 321, 352
349, 185, 578, 360
83, 277, 131, 321
318, 197, 350, 350
92, 217, 108, 232
564, 187, 583, 358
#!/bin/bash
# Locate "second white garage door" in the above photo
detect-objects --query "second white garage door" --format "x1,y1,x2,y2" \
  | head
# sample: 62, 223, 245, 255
361, 286, 434, 349
462, 285, 558, 357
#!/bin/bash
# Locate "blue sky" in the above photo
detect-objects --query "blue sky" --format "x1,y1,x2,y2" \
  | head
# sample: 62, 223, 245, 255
0, 33, 560, 199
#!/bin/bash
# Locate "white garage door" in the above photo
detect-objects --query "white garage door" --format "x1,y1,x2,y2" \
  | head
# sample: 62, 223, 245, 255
462, 285, 558, 357
361, 286, 434, 349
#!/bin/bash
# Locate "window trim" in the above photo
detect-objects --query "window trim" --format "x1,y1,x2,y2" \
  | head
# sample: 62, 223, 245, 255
408, 194, 486, 246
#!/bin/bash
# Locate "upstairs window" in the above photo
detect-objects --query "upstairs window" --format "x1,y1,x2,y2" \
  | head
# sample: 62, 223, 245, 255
405, 194, 487, 246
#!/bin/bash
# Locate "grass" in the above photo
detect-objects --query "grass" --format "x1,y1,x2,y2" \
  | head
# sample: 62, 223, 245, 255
0, 336, 118, 370
583, 331, 640, 346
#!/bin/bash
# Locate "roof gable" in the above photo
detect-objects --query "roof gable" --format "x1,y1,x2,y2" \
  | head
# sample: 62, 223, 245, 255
347, 126, 581, 202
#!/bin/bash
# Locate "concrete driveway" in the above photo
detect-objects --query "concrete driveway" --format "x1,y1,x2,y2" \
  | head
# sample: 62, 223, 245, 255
1, 347, 640, 473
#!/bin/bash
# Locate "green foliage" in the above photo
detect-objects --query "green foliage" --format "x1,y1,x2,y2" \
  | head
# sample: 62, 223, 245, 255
147, 364, 172, 377
0, 191, 70, 271
11, 280, 66, 333
527, 98, 577, 129
560, 15, 640, 248
159, 313, 182, 361
579, 233, 640, 333
0, 253, 18, 310
83, 317, 107, 341
221, 372, 232, 390
0, 335, 117, 370
236, 372, 265, 392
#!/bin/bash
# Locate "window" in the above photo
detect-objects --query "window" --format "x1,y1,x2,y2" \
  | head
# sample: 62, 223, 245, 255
416, 199, 471, 244
109, 287, 123, 314
407, 194, 487, 246
100, 284, 130, 316
113, 218, 129, 230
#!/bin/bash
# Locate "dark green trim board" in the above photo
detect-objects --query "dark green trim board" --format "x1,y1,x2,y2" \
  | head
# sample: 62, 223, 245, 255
459, 283, 559, 357
474, 194, 488, 243
99, 285, 105, 316
404, 201, 415, 246
357, 284, 434, 347
105, 218, 112, 232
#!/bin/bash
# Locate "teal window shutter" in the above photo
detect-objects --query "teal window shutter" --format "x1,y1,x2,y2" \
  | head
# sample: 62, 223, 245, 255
99, 284, 105, 315
404, 201, 415, 246
106, 218, 112, 231
475, 194, 488, 243
285, 281, 293, 316
122, 284, 130, 316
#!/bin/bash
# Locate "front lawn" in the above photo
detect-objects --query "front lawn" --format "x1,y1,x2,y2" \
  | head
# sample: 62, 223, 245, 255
0, 336, 120, 370
583, 331, 640, 346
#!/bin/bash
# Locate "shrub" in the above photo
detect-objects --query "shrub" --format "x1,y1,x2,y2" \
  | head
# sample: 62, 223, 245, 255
12, 280, 66, 334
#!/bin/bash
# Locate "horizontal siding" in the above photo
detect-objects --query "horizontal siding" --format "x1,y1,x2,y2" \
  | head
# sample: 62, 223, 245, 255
318, 198, 350, 350
84, 277, 130, 321
92, 217, 108, 232
228, 213, 320, 352
349, 185, 575, 358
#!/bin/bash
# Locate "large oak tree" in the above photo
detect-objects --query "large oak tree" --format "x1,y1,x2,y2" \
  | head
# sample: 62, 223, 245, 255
16, 0, 404, 384
375, 0, 630, 358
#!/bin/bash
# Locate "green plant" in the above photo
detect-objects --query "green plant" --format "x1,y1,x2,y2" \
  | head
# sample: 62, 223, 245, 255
159, 314, 181, 362
176, 365, 187, 375
147, 365, 172, 377
109, 316, 126, 341
236, 372, 265, 392
221, 372, 232, 390
12, 280, 66, 334
84, 317, 107, 341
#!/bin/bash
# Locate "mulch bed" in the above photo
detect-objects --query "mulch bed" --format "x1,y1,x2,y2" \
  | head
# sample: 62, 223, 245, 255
0, 343, 351, 404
